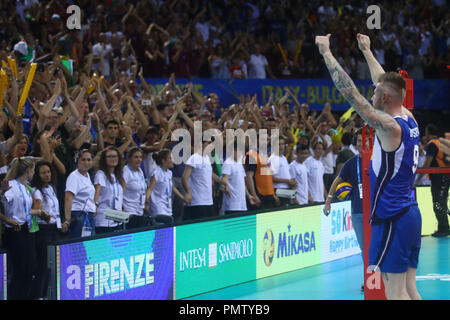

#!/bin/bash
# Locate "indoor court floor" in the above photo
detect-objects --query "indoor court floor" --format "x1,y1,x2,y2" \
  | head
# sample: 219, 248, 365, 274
187, 236, 449, 300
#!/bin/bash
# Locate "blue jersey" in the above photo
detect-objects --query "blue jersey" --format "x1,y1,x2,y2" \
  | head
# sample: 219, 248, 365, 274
338, 155, 363, 214
369, 115, 420, 224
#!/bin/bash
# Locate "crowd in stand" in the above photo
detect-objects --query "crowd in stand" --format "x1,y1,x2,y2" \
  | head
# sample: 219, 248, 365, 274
1, 0, 449, 81
0, 0, 448, 300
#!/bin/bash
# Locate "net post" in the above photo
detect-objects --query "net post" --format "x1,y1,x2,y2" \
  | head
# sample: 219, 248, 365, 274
399, 70, 414, 111
362, 125, 386, 300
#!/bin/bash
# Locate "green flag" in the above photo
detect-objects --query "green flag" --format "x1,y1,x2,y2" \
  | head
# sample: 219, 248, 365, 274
60, 57, 75, 87
25, 185, 39, 233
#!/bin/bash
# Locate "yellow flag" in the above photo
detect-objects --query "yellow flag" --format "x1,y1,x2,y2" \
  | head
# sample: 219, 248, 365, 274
340, 106, 354, 123
17, 63, 37, 115
7, 57, 18, 79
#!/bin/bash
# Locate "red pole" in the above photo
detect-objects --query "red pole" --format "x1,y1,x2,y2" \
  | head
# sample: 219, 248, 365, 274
399, 70, 414, 111
362, 126, 386, 300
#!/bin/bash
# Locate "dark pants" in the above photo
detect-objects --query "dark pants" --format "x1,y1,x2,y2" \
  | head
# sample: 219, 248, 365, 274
431, 176, 450, 232
4, 225, 38, 300
172, 177, 185, 223
247, 194, 279, 212
323, 173, 335, 193
352, 213, 364, 260
95, 225, 123, 235
127, 214, 150, 230
152, 215, 174, 227
34, 224, 59, 299
184, 205, 214, 221
68, 211, 95, 239
225, 210, 247, 215
260, 195, 279, 210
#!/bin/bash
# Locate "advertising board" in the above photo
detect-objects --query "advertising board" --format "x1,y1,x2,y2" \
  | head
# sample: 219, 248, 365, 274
321, 201, 361, 263
56, 228, 173, 300
175, 215, 256, 299
256, 207, 322, 279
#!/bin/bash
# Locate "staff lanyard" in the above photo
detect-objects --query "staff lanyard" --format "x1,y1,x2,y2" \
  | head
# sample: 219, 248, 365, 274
110, 173, 122, 211
16, 179, 31, 216
43, 187, 58, 214
160, 167, 171, 199
43, 187, 62, 228
356, 156, 361, 185
356, 156, 363, 200
110, 174, 119, 199
127, 165, 146, 191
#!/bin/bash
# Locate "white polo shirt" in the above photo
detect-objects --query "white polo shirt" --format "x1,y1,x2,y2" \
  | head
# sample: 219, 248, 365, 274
94, 170, 124, 227
149, 167, 173, 216
248, 54, 268, 79
2, 179, 33, 227
65, 169, 96, 213
304, 156, 325, 202
33, 185, 60, 225
221, 158, 247, 212
123, 165, 147, 216
318, 134, 334, 174
269, 154, 292, 189
289, 161, 309, 205
185, 153, 213, 206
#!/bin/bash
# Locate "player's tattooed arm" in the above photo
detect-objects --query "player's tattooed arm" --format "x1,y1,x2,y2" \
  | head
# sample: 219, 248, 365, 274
357, 34, 416, 126
315, 35, 398, 133
321, 52, 398, 132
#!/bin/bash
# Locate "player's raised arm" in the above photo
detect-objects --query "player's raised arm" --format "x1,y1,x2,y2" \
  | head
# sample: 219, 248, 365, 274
315, 34, 400, 149
357, 33, 415, 124
356, 33, 385, 85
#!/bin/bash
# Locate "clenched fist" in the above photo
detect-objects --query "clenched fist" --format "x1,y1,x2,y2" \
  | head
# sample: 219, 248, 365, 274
315, 34, 331, 55
356, 33, 371, 52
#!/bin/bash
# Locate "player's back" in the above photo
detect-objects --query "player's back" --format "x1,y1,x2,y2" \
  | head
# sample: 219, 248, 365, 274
369, 115, 420, 224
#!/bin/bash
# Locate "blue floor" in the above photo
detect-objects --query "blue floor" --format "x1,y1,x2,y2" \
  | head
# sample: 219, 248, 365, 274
187, 236, 449, 300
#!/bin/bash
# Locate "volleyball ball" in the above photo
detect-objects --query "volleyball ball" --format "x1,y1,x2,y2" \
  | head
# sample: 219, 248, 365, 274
335, 182, 352, 200
263, 229, 275, 267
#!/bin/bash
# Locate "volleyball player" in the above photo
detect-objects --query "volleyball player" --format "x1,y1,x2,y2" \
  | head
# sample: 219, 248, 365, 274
324, 131, 365, 292
316, 33, 422, 300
